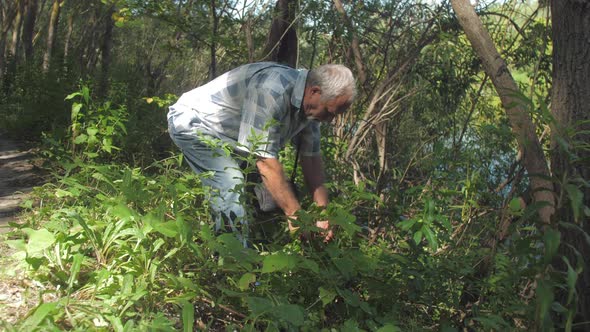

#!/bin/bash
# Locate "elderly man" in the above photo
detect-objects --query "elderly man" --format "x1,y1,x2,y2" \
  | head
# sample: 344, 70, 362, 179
167, 62, 356, 244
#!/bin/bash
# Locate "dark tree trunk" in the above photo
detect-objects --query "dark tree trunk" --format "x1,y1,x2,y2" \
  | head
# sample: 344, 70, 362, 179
262, 0, 298, 68
98, 4, 115, 98
0, 2, 19, 85
550, 0, 590, 329
22, 0, 38, 63
208, 0, 218, 80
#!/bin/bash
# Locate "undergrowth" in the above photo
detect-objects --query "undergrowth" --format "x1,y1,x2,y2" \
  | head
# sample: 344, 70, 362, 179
1, 86, 586, 331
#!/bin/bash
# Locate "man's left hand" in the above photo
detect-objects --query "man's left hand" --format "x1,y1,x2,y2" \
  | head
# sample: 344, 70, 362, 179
316, 220, 333, 242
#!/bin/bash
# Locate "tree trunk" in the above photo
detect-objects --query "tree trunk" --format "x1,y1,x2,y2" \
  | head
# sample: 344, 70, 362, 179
10, 0, 24, 61
98, 4, 115, 98
332, 0, 366, 85
42, 0, 62, 73
450, 0, 554, 224
0, 2, 19, 85
22, 0, 38, 63
63, 11, 73, 64
243, 13, 254, 63
262, 0, 298, 68
550, 0, 590, 329
208, 0, 218, 80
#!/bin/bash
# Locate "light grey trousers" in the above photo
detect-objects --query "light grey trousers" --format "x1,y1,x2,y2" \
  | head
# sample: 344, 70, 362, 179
167, 112, 248, 246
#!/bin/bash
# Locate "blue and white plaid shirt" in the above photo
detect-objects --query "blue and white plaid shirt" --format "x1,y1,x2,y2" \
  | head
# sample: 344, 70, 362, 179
168, 62, 321, 158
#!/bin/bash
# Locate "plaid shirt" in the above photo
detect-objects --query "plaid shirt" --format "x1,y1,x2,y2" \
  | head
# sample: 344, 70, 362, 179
169, 62, 321, 159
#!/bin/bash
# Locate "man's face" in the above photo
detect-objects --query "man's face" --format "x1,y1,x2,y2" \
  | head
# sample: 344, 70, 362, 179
302, 86, 352, 123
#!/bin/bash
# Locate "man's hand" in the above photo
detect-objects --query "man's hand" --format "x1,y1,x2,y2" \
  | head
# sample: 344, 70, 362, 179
315, 220, 333, 242
288, 217, 333, 243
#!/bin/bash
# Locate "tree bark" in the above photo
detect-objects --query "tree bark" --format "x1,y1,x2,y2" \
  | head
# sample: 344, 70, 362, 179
63, 11, 73, 64
42, 0, 62, 73
9, 0, 24, 61
22, 0, 38, 63
0, 2, 19, 84
262, 0, 298, 68
208, 0, 218, 80
332, 0, 366, 85
550, 0, 590, 328
450, 0, 554, 224
98, 4, 115, 98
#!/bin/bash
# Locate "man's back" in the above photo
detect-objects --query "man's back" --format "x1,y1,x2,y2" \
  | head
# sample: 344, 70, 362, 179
168, 62, 319, 158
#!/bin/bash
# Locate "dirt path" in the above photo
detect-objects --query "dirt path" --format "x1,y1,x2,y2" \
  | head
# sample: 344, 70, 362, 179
0, 135, 47, 326
0, 136, 43, 233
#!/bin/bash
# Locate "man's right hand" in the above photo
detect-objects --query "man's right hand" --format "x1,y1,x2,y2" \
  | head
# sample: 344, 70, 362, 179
288, 217, 333, 243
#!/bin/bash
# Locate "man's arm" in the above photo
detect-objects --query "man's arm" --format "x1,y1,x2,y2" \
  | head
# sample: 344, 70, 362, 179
256, 157, 300, 217
300, 155, 329, 207
301, 155, 333, 241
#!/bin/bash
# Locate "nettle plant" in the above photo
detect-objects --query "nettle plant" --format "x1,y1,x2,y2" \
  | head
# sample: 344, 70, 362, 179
9, 102, 410, 331
66, 85, 128, 161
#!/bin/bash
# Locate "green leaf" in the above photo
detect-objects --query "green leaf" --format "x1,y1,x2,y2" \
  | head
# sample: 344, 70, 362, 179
246, 297, 273, 316
536, 280, 554, 325
238, 273, 256, 291
562, 257, 578, 305
86, 127, 99, 136
399, 218, 416, 231
181, 301, 194, 332
377, 323, 402, 332
543, 228, 561, 263
65, 92, 81, 100
509, 198, 523, 214
422, 225, 438, 251
261, 253, 297, 273
68, 254, 84, 289
564, 184, 584, 222
71, 102, 82, 121
412, 230, 423, 245
329, 208, 361, 235
21, 302, 57, 330
318, 287, 336, 306
82, 86, 90, 104
103, 139, 113, 153
152, 221, 178, 238
271, 304, 305, 326
73, 133, 88, 144
25, 228, 55, 256
299, 257, 319, 273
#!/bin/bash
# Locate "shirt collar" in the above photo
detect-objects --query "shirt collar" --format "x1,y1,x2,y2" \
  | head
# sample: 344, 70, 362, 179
291, 69, 308, 110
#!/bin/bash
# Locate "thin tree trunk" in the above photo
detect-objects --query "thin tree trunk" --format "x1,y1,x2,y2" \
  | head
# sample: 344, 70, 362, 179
22, 0, 38, 63
262, 0, 298, 67
550, 0, 590, 329
208, 0, 218, 80
63, 11, 73, 63
98, 4, 115, 98
42, 0, 62, 73
332, 0, 366, 85
243, 13, 254, 63
0, 2, 19, 84
10, 0, 24, 59
450, 0, 554, 224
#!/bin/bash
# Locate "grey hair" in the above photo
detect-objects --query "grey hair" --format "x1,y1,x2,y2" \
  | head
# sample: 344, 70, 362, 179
307, 64, 357, 103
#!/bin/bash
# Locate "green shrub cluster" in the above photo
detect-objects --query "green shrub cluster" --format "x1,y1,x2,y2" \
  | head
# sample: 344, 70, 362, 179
2, 86, 584, 331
